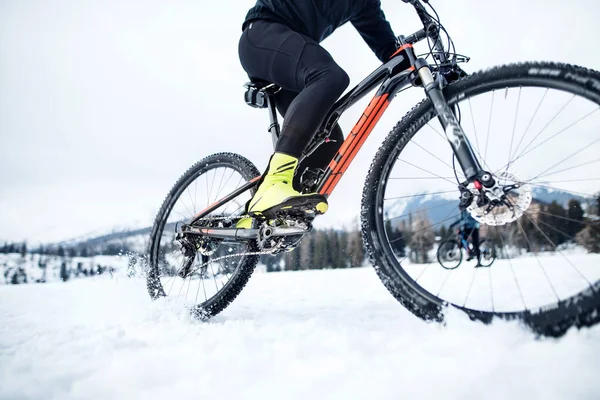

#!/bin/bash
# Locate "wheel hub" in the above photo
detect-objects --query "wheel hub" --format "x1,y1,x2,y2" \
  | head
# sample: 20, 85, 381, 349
467, 171, 532, 226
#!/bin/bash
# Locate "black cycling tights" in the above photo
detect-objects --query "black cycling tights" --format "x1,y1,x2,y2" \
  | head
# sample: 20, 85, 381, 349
238, 19, 350, 180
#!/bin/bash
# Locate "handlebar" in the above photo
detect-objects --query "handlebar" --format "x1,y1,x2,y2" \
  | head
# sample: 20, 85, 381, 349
399, 0, 448, 63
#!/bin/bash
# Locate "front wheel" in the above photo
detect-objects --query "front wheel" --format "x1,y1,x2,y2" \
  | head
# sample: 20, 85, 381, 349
437, 240, 463, 270
362, 62, 600, 337
146, 152, 260, 319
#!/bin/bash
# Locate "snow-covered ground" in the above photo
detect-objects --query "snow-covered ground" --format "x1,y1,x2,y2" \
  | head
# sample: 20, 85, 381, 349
1, 267, 598, 400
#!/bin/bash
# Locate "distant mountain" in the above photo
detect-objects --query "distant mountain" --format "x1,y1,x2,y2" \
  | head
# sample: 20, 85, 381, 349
530, 186, 587, 206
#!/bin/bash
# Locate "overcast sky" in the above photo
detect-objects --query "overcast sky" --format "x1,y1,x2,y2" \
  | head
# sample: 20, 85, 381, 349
1, 0, 599, 244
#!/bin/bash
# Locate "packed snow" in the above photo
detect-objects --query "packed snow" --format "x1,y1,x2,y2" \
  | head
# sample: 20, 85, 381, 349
1, 266, 599, 400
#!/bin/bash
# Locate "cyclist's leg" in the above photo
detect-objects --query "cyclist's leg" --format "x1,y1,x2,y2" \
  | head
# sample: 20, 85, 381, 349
239, 20, 349, 157
238, 20, 349, 216
274, 89, 344, 190
471, 228, 481, 263
462, 227, 473, 259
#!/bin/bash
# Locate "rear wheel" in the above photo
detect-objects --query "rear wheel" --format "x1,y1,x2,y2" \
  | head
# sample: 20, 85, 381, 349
147, 153, 260, 319
362, 62, 600, 336
477, 239, 497, 268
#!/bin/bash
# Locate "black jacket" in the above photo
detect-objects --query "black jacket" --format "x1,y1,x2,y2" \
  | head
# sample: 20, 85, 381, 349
243, 0, 398, 63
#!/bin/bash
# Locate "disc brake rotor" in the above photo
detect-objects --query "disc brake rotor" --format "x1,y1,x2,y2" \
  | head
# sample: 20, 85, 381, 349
467, 171, 532, 226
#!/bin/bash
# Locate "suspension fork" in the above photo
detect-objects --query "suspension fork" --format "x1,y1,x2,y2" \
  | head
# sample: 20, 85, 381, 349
416, 61, 495, 188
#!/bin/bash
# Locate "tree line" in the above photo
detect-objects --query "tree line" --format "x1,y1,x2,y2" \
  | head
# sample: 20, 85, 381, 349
0, 242, 133, 257
261, 227, 366, 272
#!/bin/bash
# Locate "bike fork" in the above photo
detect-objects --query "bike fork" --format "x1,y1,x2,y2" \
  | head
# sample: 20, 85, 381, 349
417, 64, 495, 188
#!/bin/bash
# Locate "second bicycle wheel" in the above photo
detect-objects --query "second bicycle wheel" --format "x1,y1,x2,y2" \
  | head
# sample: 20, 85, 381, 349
477, 239, 496, 268
362, 62, 600, 336
436, 240, 462, 270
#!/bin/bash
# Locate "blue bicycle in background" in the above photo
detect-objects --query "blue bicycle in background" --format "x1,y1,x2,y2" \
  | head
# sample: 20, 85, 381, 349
437, 228, 497, 270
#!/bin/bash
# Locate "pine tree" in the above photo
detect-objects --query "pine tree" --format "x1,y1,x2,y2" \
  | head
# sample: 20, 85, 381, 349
409, 215, 435, 263
576, 220, 600, 253
539, 201, 568, 247
20, 242, 27, 258
347, 229, 365, 268
562, 199, 585, 239
60, 262, 70, 282
439, 225, 448, 241
311, 231, 326, 269
298, 234, 313, 271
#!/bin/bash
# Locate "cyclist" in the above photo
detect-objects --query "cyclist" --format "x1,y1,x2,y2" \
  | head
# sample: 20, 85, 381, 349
449, 209, 482, 266
237, 0, 398, 225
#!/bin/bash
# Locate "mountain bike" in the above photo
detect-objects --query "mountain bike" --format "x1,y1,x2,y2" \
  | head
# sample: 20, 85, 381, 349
146, 0, 600, 336
437, 229, 496, 270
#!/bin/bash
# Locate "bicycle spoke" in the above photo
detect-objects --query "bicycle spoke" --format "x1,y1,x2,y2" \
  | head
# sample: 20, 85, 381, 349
410, 138, 454, 170
467, 98, 482, 156
388, 176, 456, 180
209, 167, 218, 204
384, 190, 458, 201
525, 137, 600, 183
494, 217, 527, 310
520, 211, 592, 287
214, 168, 237, 205
384, 201, 457, 223
524, 183, 596, 199
506, 86, 522, 171
462, 265, 479, 308
503, 105, 599, 172
488, 262, 494, 312
515, 217, 561, 302
396, 158, 458, 186
436, 269, 453, 296
510, 94, 576, 164
511, 88, 549, 159
185, 272, 193, 304
390, 212, 460, 245
527, 158, 600, 182
214, 167, 228, 201
204, 171, 210, 208
221, 175, 244, 215
534, 178, 600, 184
484, 90, 495, 161
209, 262, 219, 292
194, 176, 198, 216
186, 187, 197, 215
426, 121, 447, 142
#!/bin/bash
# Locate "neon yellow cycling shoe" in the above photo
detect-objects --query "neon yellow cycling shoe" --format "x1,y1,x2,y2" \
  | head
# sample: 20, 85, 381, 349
244, 152, 328, 222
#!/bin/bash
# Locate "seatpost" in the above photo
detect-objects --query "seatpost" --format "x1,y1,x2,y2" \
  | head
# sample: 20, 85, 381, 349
266, 93, 280, 149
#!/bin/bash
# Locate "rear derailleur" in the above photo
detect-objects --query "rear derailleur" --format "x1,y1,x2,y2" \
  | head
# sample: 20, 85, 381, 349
174, 218, 226, 278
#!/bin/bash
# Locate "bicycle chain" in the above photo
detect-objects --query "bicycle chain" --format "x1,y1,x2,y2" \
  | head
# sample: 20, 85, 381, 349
185, 247, 275, 277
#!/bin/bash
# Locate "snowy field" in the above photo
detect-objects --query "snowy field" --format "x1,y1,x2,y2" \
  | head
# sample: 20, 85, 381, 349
1, 267, 599, 400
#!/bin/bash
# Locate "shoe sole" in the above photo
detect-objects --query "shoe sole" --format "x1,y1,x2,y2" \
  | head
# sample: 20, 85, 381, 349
249, 194, 328, 220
